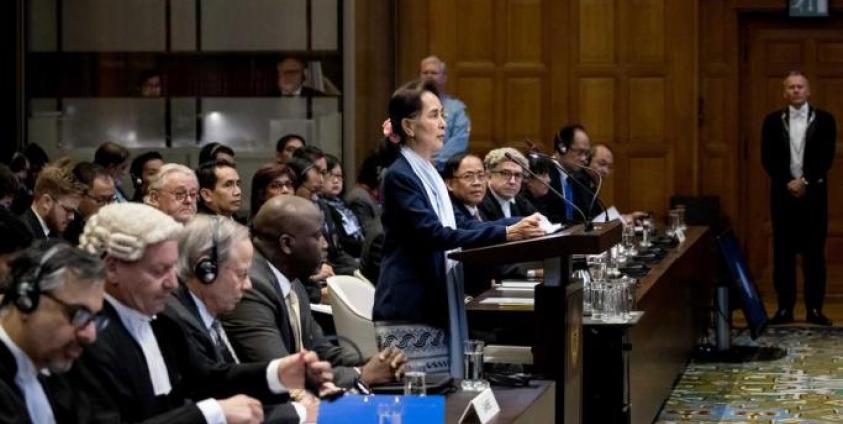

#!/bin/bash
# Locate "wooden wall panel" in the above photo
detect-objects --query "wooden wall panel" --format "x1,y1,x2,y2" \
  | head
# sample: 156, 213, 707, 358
456, 0, 495, 61
507, 0, 543, 63
505, 77, 542, 143
624, 0, 665, 63
628, 156, 668, 213
458, 76, 495, 148
628, 77, 665, 142
578, 0, 615, 64
817, 42, 843, 63
395, 0, 696, 222
767, 41, 804, 63
578, 78, 615, 141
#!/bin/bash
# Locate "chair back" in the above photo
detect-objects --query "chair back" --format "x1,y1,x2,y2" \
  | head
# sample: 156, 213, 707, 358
327, 275, 378, 358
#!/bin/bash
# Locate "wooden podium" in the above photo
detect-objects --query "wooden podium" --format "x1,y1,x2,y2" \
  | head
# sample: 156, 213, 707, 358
449, 221, 622, 424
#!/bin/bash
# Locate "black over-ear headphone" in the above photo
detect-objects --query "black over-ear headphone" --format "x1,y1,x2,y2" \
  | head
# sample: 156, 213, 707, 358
8, 244, 64, 313
194, 217, 221, 284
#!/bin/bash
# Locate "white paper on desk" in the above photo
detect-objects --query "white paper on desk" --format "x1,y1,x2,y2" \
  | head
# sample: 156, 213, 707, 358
592, 206, 622, 223
500, 280, 540, 289
479, 297, 535, 306
537, 214, 563, 234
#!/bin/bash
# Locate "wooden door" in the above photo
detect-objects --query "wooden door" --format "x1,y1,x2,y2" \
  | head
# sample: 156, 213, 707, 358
741, 16, 843, 297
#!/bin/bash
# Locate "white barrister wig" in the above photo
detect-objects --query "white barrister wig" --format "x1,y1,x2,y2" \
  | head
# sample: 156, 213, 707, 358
79, 203, 183, 262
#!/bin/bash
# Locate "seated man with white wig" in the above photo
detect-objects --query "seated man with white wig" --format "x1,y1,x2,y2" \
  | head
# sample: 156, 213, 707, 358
73, 202, 331, 424
144, 163, 199, 224
165, 215, 325, 423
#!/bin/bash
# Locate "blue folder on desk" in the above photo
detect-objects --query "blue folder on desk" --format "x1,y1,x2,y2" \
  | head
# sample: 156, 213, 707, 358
319, 394, 445, 423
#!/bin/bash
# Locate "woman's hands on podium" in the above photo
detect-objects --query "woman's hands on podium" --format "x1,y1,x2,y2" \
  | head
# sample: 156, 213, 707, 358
505, 213, 546, 241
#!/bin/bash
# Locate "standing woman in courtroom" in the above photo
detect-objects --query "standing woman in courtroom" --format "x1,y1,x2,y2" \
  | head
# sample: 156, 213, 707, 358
373, 80, 544, 377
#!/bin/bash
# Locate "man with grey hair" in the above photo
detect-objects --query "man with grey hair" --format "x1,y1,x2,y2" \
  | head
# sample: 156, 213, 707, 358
0, 241, 106, 422
74, 203, 326, 423
166, 215, 326, 423
144, 163, 199, 224
420, 55, 471, 169
762, 71, 837, 326
479, 147, 537, 221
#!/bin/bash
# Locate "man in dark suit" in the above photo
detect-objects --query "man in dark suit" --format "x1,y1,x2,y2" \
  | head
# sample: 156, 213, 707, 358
64, 162, 114, 246
762, 71, 837, 326
479, 148, 538, 221
546, 124, 593, 223
222, 195, 406, 389
165, 215, 328, 423
0, 242, 106, 423
274, 57, 325, 97
21, 164, 85, 240
75, 202, 324, 423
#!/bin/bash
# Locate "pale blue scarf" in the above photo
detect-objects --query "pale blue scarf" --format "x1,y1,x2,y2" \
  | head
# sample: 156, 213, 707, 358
400, 146, 467, 378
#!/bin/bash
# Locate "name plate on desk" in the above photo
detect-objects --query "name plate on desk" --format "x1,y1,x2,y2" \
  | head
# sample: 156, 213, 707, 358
459, 388, 500, 424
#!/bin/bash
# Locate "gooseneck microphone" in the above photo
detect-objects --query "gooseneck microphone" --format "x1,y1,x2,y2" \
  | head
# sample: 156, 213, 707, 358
523, 139, 609, 223
553, 156, 609, 223
503, 152, 593, 232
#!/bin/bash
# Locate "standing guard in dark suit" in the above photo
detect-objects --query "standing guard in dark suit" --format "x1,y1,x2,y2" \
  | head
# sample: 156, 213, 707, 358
478, 148, 538, 221
75, 202, 327, 424
21, 164, 86, 240
0, 242, 107, 423
222, 195, 406, 390
762, 71, 837, 326
165, 215, 329, 423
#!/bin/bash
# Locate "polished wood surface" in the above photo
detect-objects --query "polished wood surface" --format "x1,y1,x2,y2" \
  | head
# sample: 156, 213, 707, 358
445, 381, 555, 424
449, 221, 622, 265
393, 0, 697, 222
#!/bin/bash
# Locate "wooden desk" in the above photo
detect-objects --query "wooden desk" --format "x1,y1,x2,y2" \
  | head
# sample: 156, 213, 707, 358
466, 226, 716, 424
446, 381, 555, 424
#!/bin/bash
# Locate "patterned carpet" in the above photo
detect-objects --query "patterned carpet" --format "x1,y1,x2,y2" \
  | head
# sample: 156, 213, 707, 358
657, 327, 843, 423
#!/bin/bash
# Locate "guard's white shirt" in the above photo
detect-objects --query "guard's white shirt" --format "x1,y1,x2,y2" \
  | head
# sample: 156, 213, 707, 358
789, 103, 809, 179
0, 324, 55, 423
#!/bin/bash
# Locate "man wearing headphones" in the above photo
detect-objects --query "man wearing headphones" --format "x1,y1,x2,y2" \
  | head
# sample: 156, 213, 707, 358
0, 242, 107, 422
548, 124, 593, 223
75, 203, 330, 424
165, 215, 324, 423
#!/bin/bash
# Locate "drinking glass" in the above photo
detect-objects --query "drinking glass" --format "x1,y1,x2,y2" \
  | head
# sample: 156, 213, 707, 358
676, 205, 688, 231
591, 279, 606, 321
461, 340, 490, 391
403, 366, 426, 396
622, 225, 638, 257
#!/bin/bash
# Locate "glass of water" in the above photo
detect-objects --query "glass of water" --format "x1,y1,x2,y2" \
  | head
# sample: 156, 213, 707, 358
461, 340, 489, 391
403, 366, 426, 396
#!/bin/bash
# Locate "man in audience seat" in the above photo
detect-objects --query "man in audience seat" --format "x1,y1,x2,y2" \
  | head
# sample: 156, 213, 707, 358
144, 163, 199, 224
21, 164, 85, 240
65, 162, 115, 245
75, 202, 328, 423
479, 148, 537, 221
166, 215, 324, 423
197, 161, 243, 221
0, 242, 106, 422
222, 195, 406, 390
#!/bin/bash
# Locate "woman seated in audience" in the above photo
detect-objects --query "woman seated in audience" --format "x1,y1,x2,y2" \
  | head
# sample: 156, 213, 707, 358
372, 80, 545, 376
320, 154, 365, 258
249, 162, 297, 219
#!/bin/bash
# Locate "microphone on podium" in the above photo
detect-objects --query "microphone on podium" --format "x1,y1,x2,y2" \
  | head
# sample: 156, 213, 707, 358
503, 151, 593, 232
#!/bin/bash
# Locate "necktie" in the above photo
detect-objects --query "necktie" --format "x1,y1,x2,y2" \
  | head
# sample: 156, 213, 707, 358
286, 290, 303, 351
210, 320, 238, 364
563, 178, 574, 220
